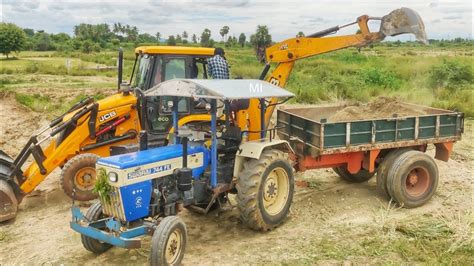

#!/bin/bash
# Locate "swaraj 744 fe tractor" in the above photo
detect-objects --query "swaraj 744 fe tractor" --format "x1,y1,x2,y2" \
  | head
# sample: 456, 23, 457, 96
71, 79, 297, 264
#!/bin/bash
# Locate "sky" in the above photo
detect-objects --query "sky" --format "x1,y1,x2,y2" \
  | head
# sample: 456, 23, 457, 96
1, 0, 472, 41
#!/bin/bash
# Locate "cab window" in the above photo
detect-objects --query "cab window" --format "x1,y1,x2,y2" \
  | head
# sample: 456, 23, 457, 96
133, 54, 151, 90
160, 96, 189, 114
164, 58, 186, 80
150, 57, 163, 87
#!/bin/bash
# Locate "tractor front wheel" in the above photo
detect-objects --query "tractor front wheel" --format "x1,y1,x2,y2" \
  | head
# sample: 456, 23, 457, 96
236, 149, 294, 231
81, 202, 112, 253
150, 216, 187, 266
61, 153, 99, 201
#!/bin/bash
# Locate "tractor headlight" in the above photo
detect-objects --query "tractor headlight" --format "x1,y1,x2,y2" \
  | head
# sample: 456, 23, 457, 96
108, 172, 118, 182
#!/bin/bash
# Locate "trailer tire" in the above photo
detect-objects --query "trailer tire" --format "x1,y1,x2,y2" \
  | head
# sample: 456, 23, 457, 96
81, 202, 112, 254
376, 148, 412, 198
386, 150, 438, 208
150, 216, 187, 266
236, 150, 294, 231
61, 154, 99, 201
333, 167, 374, 183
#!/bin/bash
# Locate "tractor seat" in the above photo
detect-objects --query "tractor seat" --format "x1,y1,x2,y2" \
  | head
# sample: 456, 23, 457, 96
218, 126, 242, 154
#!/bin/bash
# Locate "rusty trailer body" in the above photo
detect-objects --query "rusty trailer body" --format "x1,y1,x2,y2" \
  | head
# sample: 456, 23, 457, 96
277, 103, 464, 174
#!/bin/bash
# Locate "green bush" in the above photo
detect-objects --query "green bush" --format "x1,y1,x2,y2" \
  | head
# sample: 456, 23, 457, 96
429, 60, 472, 89
359, 67, 402, 89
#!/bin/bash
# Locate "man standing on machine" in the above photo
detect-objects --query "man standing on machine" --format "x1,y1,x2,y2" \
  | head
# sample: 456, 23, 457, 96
207, 48, 230, 79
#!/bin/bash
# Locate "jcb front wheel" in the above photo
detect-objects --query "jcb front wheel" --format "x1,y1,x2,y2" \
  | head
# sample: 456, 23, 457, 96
61, 154, 99, 201
150, 216, 187, 266
236, 149, 294, 231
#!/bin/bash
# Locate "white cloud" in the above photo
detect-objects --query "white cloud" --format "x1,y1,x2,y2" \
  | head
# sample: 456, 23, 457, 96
1, 0, 472, 40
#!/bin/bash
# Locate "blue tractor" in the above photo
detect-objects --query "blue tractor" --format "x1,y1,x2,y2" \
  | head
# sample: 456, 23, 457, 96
70, 79, 295, 265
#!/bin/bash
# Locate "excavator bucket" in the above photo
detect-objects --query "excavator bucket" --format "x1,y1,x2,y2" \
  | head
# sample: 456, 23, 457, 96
0, 151, 18, 222
380, 7, 428, 44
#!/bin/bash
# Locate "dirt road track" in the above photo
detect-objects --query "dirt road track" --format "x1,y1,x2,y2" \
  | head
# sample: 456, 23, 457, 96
0, 98, 472, 264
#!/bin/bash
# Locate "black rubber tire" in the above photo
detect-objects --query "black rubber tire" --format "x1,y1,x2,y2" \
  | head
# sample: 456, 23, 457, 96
386, 150, 439, 208
81, 201, 112, 254
236, 150, 294, 231
333, 166, 375, 183
150, 216, 187, 266
376, 148, 412, 198
60, 153, 99, 201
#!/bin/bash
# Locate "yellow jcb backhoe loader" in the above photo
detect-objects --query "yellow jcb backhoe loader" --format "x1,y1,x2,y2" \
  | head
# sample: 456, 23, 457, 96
0, 7, 426, 222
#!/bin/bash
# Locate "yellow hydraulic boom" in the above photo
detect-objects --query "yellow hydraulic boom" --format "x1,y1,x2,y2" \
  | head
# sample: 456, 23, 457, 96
239, 7, 427, 139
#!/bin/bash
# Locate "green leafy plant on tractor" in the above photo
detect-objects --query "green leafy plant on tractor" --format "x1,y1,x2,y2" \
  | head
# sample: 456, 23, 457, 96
93, 168, 113, 203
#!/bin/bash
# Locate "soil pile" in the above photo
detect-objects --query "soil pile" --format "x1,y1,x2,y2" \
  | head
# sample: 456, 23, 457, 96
329, 97, 428, 122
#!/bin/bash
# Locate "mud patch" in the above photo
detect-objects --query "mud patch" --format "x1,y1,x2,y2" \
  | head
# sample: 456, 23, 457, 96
329, 97, 428, 122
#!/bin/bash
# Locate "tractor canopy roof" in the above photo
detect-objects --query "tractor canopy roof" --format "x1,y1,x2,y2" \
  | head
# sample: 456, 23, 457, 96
135, 46, 215, 56
144, 79, 295, 100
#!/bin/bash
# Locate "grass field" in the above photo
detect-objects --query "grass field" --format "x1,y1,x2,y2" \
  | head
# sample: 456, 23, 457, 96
0, 45, 472, 117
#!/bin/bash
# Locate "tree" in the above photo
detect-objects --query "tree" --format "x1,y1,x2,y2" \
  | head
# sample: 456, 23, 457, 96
219, 26, 230, 41
296, 31, 305, 37
200, 28, 211, 47
250, 25, 272, 63
82, 40, 93, 53
192, 34, 197, 44
167, 35, 176, 46
176, 34, 182, 43
182, 31, 188, 41
34, 32, 53, 51
0, 23, 26, 58
238, 33, 246, 47
23, 28, 35, 37
156, 32, 161, 43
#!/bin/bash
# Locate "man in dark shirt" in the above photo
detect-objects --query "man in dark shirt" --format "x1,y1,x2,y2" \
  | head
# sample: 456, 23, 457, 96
207, 48, 230, 79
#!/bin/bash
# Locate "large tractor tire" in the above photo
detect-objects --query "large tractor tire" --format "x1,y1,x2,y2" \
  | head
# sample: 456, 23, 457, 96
333, 166, 375, 183
236, 149, 294, 231
0, 180, 18, 222
61, 153, 99, 201
376, 148, 412, 198
81, 201, 112, 253
150, 216, 187, 266
386, 150, 439, 208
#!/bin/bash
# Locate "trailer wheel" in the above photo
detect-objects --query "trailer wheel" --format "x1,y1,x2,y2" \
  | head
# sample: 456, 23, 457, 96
333, 166, 375, 183
376, 148, 411, 198
81, 201, 112, 254
386, 150, 439, 208
236, 150, 294, 231
150, 216, 187, 266
61, 154, 99, 201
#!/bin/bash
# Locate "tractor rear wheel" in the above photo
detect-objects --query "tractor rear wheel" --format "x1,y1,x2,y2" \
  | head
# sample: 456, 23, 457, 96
61, 154, 99, 201
236, 149, 294, 231
150, 216, 187, 266
333, 166, 375, 183
81, 201, 112, 253
386, 150, 438, 208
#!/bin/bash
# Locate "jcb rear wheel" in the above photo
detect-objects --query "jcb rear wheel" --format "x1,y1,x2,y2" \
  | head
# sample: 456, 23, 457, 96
333, 166, 375, 183
236, 149, 294, 231
81, 202, 112, 253
61, 154, 99, 201
150, 216, 187, 266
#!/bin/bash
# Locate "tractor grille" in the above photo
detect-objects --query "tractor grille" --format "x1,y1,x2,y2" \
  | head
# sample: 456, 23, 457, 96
101, 187, 126, 222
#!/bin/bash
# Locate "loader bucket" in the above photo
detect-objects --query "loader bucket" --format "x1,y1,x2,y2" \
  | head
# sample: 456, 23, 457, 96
380, 7, 428, 44
0, 151, 18, 222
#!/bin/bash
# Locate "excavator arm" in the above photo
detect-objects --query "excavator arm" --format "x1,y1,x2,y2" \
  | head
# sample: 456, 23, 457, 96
240, 8, 427, 139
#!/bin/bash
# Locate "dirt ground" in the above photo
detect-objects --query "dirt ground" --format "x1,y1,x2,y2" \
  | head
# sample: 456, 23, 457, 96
0, 96, 472, 264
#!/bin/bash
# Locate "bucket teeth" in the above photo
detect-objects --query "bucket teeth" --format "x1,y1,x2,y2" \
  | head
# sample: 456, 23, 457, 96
380, 7, 428, 44
0, 180, 18, 222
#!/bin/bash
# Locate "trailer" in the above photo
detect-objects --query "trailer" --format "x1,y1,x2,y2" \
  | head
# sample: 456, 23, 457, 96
277, 103, 464, 207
